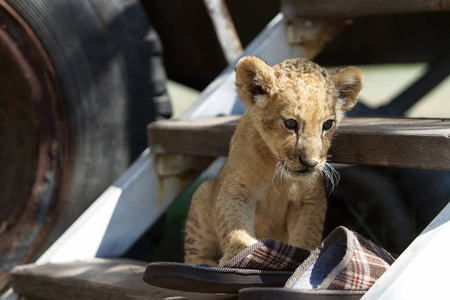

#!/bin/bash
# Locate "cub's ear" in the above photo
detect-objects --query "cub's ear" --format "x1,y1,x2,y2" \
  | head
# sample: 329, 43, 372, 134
235, 56, 275, 107
331, 67, 364, 112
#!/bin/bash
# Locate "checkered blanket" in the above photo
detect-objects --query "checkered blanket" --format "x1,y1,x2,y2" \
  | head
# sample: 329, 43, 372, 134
327, 230, 396, 290
285, 226, 396, 291
224, 238, 311, 271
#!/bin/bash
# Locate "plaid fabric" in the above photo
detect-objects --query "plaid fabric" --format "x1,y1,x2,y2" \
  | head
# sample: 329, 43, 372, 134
224, 239, 310, 271
327, 231, 396, 290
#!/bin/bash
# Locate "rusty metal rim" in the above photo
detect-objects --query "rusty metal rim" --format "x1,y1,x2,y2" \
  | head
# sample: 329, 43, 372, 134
0, 0, 67, 292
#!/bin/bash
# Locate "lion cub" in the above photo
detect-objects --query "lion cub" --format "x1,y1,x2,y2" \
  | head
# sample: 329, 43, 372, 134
184, 57, 363, 266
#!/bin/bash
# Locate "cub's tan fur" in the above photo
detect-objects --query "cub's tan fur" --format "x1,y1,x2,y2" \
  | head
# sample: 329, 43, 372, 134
184, 57, 363, 266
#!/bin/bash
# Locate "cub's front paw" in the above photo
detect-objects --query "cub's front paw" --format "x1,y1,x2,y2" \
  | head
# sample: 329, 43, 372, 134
219, 253, 236, 267
219, 239, 258, 267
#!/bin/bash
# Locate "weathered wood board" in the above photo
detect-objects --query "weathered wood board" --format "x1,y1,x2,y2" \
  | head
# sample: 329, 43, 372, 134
281, 0, 450, 18
11, 258, 236, 300
330, 117, 450, 170
148, 116, 450, 170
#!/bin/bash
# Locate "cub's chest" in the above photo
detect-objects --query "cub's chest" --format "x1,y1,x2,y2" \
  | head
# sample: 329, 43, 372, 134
247, 180, 300, 216
251, 188, 292, 240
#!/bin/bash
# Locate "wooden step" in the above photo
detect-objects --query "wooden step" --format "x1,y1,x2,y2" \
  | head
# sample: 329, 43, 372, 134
11, 258, 236, 300
281, 0, 450, 18
148, 116, 450, 170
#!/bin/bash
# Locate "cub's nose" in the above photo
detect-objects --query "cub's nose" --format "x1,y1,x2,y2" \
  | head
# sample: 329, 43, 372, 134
299, 156, 318, 168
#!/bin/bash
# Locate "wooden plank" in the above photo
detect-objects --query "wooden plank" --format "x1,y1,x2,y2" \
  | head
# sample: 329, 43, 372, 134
148, 116, 239, 158
11, 259, 236, 300
147, 116, 450, 170
281, 0, 450, 19
330, 117, 450, 170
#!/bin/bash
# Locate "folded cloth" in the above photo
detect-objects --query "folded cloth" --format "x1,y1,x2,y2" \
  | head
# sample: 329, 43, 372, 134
238, 226, 396, 300
224, 238, 311, 271
143, 238, 310, 294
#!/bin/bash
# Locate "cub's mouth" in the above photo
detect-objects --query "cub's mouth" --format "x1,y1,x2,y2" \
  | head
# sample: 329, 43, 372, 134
279, 159, 311, 175
291, 168, 310, 174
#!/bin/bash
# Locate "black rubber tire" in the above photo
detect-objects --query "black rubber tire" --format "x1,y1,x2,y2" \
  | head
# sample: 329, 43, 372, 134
5, 0, 170, 258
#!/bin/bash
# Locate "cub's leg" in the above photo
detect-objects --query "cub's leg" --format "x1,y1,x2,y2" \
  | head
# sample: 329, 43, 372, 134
215, 186, 258, 266
184, 179, 220, 266
286, 183, 327, 250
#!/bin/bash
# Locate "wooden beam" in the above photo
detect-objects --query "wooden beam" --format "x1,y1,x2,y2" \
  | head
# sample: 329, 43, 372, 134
148, 116, 238, 158
330, 117, 450, 170
148, 116, 450, 170
11, 259, 235, 300
281, 0, 450, 19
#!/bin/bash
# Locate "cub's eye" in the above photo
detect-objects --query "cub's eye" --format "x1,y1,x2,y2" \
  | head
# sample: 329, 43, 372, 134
322, 120, 334, 131
284, 119, 297, 130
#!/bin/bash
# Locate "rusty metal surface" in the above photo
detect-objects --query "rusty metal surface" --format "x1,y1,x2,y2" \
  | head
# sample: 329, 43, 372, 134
284, 17, 347, 59
203, 0, 243, 64
0, 0, 65, 292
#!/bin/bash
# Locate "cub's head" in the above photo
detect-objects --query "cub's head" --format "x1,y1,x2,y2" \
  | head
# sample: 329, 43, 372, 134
235, 56, 363, 179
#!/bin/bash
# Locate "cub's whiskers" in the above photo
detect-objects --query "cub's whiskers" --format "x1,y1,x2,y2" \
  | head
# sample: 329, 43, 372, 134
321, 158, 340, 195
272, 160, 289, 193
